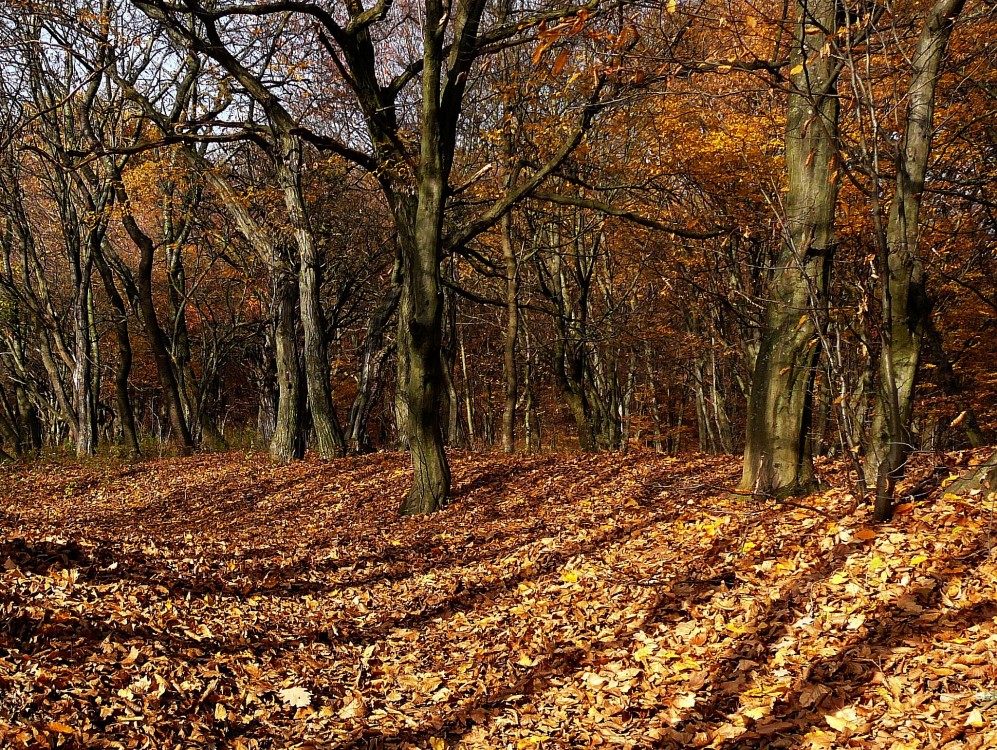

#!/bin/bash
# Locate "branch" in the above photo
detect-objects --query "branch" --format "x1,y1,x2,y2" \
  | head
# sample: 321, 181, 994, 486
532, 192, 727, 239
446, 74, 608, 251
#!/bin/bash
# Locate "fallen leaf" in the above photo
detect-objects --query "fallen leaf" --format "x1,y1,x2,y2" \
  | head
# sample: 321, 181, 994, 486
278, 686, 312, 708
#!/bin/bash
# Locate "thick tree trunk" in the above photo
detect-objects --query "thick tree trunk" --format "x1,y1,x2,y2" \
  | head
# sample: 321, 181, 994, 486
269, 273, 305, 462
739, 0, 839, 498
865, 0, 966, 521
396, 191, 450, 514
277, 134, 346, 458
394, 0, 455, 514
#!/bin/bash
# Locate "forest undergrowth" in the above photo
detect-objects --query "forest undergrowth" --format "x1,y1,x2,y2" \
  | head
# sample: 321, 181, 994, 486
2, 449, 997, 749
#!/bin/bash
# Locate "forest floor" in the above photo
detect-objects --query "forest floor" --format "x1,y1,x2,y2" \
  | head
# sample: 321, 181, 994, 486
1, 449, 997, 749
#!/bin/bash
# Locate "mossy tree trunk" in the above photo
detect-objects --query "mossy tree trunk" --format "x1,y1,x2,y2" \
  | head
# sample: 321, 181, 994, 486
740, 0, 840, 498
865, 0, 967, 521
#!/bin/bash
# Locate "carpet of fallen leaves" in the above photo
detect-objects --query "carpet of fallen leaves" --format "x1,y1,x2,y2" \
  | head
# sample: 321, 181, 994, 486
2, 449, 997, 749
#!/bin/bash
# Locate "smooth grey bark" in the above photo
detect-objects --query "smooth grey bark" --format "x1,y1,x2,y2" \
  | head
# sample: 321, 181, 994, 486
865, 0, 967, 521
740, 0, 840, 498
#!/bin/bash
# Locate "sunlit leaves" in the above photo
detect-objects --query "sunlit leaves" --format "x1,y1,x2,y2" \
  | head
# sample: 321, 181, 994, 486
2, 450, 997, 747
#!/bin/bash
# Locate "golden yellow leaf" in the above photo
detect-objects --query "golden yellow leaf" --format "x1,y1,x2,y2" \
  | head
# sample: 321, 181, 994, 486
47, 722, 74, 734
966, 708, 985, 728
673, 692, 697, 708
430, 738, 446, 750
745, 705, 770, 720
825, 705, 857, 731
790, 63, 805, 76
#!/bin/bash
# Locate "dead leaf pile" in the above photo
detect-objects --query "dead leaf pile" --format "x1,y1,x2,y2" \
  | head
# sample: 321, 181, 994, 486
1, 450, 996, 748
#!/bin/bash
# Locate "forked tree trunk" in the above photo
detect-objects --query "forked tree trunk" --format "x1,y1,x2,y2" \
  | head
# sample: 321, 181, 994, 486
865, 0, 966, 521
120, 211, 194, 455
739, 0, 839, 498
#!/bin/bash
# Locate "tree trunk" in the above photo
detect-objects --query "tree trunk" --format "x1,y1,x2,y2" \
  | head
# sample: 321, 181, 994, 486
396, 189, 451, 514
865, 0, 966, 521
440, 282, 463, 447
269, 272, 305, 462
739, 0, 839, 498
347, 257, 402, 452
459, 330, 476, 447
95, 246, 140, 456
501, 197, 519, 454
165, 240, 226, 451
277, 134, 346, 458
73, 258, 97, 457
121, 212, 195, 455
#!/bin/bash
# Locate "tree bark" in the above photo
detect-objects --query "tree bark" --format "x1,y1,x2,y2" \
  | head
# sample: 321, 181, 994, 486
120, 210, 195, 454
739, 0, 839, 498
95, 245, 140, 456
501, 211, 519, 453
269, 271, 305, 462
276, 134, 346, 458
396, 191, 450, 514
347, 256, 401, 453
73, 252, 97, 457
865, 0, 966, 521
